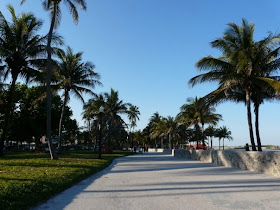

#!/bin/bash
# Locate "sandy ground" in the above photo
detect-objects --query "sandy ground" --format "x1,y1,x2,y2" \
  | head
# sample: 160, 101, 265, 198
34, 152, 280, 210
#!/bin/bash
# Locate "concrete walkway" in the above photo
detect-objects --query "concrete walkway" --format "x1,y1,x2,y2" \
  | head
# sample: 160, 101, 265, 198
35, 153, 280, 210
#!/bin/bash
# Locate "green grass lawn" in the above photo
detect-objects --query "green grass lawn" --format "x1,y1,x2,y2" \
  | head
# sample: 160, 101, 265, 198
0, 150, 133, 210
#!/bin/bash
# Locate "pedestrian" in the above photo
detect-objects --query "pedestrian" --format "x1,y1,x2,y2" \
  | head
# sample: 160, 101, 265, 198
245, 143, 250, 151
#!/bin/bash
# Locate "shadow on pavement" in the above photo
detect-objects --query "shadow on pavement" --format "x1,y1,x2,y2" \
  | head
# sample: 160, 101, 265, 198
34, 152, 280, 209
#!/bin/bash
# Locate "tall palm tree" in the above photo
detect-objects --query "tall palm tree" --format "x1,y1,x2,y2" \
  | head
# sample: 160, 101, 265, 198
222, 85, 277, 151
127, 105, 140, 129
249, 34, 280, 151
189, 19, 280, 151
127, 105, 140, 148
216, 126, 233, 150
0, 6, 48, 156
21, 0, 87, 160
251, 85, 276, 151
55, 46, 101, 151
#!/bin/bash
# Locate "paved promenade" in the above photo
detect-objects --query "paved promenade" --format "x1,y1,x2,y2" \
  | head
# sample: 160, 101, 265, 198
35, 153, 280, 210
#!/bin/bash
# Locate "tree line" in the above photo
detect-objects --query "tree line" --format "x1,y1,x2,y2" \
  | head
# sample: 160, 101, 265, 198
127, 97, 231, 151
0, 2, 141, 159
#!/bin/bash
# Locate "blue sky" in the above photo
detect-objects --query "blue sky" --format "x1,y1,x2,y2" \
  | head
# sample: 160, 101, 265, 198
1, 0, 280, 146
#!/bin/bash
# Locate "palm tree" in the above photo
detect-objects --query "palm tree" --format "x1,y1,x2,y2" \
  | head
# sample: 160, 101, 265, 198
0, 68, 7, 104
83, 90, 130, 152
189, 19, 280, 151
204, 125, 216, 149
223, 86, 276, 152
149, 112, 162, 147
150, 116, 167, 148
55, 46, 101, 151
251, 86, 276, 151
127, 105, 140, 148
0, 6, 49, 156
177, 97, 221, 149
199, 106, 221, 148
150, 112, 161, 125
21, 0, 87, 160
83, 94, 105, 118
177, 97, 201, 149
164, 116, 177, 149
82, 93, 105, 150
103, 89, 130, 148
216, 126, 233, 150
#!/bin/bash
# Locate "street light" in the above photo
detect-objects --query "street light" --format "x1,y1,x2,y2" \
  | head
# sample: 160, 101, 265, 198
98, 106, 104, 159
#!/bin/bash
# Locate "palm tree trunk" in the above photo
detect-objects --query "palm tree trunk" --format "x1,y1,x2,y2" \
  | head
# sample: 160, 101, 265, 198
245, 88, 257, 151
161, 137, 163, 149
46, 2, 58, 160
131, 131, 134, 149
88, 119, 91, 131
254, 103, 262, 151
223, 138, 224, 150
195, 124, 199, 149
58, 91, 68, 152
168, 133, 171, 149
88, 120, 92, 149
98, 113, 103, 159
0, 76, 17, 156
95, 136, 98, 152
126, 134, 129, 151
211, 136, 213, 149
201, 123, 205, 150
107, 122, 111, 150
219, 138, 221, 150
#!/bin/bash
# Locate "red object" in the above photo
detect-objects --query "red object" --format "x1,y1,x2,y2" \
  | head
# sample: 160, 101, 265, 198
189, 144, 207, 150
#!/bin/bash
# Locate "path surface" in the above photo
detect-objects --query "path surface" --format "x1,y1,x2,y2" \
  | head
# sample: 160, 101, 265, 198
35, 152, 280, 210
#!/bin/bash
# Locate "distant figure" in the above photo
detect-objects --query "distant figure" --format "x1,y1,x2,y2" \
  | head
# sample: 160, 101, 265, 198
145, 145, 148, 153
245, 143, 250, 151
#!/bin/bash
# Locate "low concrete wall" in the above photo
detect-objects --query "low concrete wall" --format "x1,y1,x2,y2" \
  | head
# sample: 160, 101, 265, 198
147, 148, 173, 154
173, 149, 280, 177
148, 148, 164, 152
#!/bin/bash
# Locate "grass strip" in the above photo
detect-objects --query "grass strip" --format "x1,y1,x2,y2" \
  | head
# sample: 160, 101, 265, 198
0, 150, 133, 210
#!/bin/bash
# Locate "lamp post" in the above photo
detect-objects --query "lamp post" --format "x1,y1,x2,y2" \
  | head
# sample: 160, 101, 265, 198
98, 106, 104, 159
